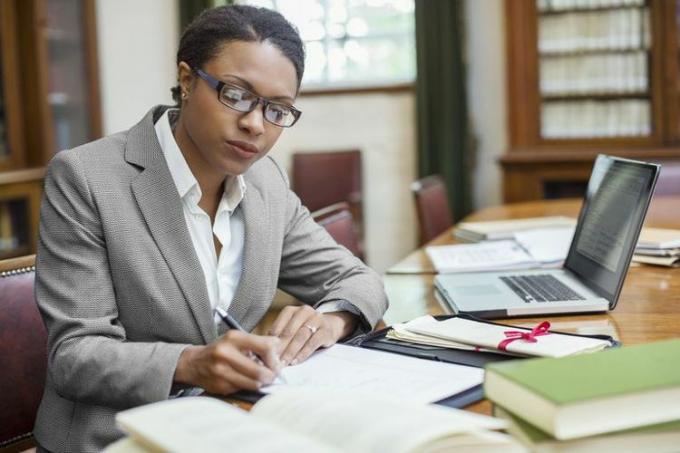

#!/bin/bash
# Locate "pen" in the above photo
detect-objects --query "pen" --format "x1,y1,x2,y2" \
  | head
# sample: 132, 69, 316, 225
214, 307, 286, 384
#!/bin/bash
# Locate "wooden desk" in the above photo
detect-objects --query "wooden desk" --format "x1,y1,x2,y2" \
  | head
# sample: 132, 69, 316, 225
389, 196, 680, 274
382, 196, 680, 415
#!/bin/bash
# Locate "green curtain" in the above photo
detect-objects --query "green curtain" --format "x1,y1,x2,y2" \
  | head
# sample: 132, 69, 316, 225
415, 0, 472, 221
179, 0, 234, 33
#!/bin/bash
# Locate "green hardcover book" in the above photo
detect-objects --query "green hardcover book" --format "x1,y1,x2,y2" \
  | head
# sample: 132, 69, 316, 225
484, 338, 680, 440
494, 406, 680, 452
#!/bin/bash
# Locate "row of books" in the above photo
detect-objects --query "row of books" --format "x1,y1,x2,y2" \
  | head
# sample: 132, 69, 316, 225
538, 8, 650, 54
540, 51, 647, 95
537, 0, 645, 12
486, 338, 680, 451
541, 99, 650, 139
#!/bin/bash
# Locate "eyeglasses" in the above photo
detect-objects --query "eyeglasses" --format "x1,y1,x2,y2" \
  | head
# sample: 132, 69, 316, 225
193, 68, 301, 128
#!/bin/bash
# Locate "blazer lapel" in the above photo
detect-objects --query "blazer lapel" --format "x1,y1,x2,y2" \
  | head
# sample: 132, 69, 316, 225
228, 180, 270, 328
127, 107, 217, 344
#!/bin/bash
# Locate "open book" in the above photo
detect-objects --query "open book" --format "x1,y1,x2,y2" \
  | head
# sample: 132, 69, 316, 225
109, 391, 524, 453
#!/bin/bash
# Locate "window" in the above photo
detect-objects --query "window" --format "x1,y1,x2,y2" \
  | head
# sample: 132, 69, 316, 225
237, 0, 416, 90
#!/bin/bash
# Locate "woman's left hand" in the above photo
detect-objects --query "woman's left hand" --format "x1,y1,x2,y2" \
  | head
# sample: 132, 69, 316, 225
268, 305, 358, 366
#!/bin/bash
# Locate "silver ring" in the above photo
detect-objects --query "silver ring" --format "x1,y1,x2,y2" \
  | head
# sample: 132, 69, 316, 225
303, 324, 319, 334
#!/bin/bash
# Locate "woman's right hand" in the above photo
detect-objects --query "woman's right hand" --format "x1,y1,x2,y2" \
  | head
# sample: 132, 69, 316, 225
173, 330, 282, 395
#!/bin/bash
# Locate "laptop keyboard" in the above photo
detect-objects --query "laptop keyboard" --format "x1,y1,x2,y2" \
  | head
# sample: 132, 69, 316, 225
500, 274, 586, 303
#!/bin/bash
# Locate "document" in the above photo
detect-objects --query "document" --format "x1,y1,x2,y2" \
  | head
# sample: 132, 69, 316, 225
405, 317, 612, 358
514, 226, 575, 265
261, 344, 484, 404
426, 240, 538, 273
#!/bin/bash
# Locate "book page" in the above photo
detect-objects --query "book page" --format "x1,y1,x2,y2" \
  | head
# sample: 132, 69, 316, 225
115, 397, 340, 453
261, 344, 483, 404
251, 390, 511, 453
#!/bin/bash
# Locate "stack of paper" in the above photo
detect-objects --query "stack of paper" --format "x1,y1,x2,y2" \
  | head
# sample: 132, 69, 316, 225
425, 240, 539, 273
633, 227, 680, 268
454, 216, 576, 242
427, 226, 575, 273
388, 316, 611, 358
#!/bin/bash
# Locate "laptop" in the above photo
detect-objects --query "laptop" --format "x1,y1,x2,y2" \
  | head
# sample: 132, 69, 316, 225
435, 155, 660, 318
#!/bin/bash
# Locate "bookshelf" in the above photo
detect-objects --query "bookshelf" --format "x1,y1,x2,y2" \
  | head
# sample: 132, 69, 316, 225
0, 0, 101, 258
503, 0, 680, 202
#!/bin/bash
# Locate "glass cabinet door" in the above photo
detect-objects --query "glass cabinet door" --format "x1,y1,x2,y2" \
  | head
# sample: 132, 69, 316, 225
44, 0, 95, 152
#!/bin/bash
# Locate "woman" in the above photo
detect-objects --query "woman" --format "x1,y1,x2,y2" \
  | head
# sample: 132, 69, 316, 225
34, 5, 387, 452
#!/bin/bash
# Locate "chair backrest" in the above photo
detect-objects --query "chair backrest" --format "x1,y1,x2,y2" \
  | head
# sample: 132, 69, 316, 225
654, 162, 680, 196
411, 175, 454, 245
292, 150, 362, 213
0, 255, 46, 451
312, 202, 364, 261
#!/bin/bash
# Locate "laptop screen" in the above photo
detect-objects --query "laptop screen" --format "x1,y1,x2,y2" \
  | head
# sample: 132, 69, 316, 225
564, 155, 659, 307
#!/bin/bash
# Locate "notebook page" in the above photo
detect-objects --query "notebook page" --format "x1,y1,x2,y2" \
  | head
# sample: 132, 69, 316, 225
252, 390, 511, 453
115, 397, 339, 453
261, 344, 483, 404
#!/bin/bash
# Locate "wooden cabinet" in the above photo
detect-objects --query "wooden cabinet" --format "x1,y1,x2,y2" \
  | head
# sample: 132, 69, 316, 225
503, 0, 680, 202
0, 0, 101, 258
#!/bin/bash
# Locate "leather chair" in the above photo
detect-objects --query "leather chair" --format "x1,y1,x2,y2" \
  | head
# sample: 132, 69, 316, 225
292, 150, 363, 249
654, 162, 680, 196
312, 202, 364, 261
0, 255, 46, 452
411, 175, 454, 245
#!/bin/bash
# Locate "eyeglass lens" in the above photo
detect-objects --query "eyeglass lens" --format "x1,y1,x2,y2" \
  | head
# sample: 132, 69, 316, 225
220, 84, 296, 127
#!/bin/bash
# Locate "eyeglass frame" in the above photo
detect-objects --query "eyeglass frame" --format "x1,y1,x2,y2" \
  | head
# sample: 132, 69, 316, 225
192, 68, 302, 128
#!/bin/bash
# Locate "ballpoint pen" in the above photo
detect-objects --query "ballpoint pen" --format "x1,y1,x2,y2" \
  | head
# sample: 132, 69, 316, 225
215, 306, 287, 384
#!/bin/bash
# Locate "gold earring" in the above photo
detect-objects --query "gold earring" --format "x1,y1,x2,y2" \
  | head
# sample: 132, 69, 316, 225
181, 92, 188, 99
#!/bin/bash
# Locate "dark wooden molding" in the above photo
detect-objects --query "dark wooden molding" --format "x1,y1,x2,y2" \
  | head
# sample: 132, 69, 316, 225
83, 0, 103, 140
0, 167, 45, 185
0, 1, 25, 172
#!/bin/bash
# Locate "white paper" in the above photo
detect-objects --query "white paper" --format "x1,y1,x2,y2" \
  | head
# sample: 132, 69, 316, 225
262, 344, 484, 404
426, 240, 538, 273
514, 226, 575, 264
455, 216, 576, 241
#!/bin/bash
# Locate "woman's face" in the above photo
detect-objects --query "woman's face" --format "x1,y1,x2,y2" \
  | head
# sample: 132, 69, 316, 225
179, 40, 298, 176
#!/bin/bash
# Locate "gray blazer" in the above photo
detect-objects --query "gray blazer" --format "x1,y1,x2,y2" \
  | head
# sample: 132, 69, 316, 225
33, 106, 388, 452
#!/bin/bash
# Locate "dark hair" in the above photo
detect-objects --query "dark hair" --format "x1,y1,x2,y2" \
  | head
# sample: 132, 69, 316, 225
171, 5, 305, 105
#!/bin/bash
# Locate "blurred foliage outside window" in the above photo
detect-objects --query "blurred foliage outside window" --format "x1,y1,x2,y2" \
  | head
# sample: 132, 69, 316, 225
237, 0, 415, 89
